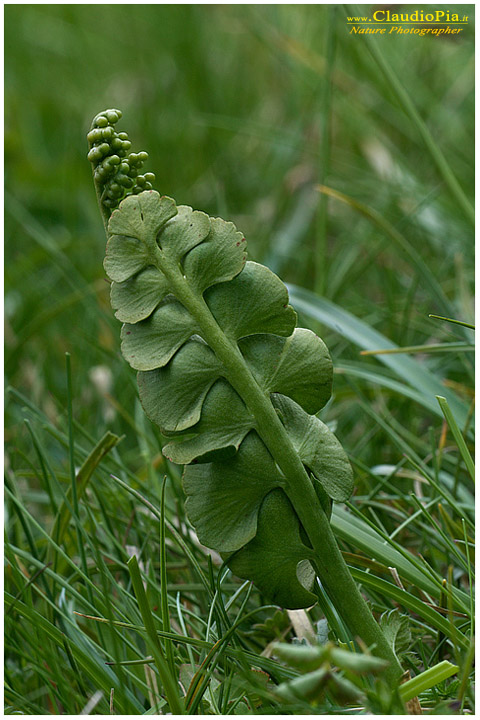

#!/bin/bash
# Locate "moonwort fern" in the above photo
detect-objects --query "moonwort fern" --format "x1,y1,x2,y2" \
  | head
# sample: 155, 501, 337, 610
88, 109, 404, 683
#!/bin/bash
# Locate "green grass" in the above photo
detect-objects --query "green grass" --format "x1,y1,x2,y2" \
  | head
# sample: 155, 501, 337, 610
5, 4, 474, 715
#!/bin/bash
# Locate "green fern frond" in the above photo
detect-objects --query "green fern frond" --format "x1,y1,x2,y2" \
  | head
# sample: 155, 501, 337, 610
89, 108, 404, 682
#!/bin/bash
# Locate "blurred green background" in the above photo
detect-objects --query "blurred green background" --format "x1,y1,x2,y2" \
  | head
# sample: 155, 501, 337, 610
4, 5, 475, 715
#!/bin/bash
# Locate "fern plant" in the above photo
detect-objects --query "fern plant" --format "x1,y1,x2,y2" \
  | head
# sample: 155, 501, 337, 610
88, 109, 404, 685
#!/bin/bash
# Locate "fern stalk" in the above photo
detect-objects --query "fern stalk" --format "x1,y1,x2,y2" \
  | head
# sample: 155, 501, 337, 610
88, 109, 404, 687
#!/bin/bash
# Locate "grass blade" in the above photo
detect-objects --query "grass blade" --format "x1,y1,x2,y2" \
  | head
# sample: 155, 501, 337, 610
127, 555, 184, 714
429, 314, 475, 331
436, 396, 475, 483
50, 430, 121, 549
398, 661, 459, 702
360, 342, 473, 356
336, 360, 460, 417
315, 5, 337, 295
160, 477, 175, 675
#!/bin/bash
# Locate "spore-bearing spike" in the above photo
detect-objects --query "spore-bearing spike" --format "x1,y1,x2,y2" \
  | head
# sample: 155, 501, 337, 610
87, 108, 155, 215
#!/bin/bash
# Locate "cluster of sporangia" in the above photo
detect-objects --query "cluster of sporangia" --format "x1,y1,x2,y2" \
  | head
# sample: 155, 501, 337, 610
87, 109, 155, 209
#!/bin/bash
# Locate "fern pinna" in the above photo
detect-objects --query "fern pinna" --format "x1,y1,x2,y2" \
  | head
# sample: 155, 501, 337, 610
88, 109, 403, 682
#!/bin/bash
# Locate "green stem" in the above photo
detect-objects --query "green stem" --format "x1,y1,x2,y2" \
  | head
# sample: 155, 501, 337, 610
154, 251, 403, 684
